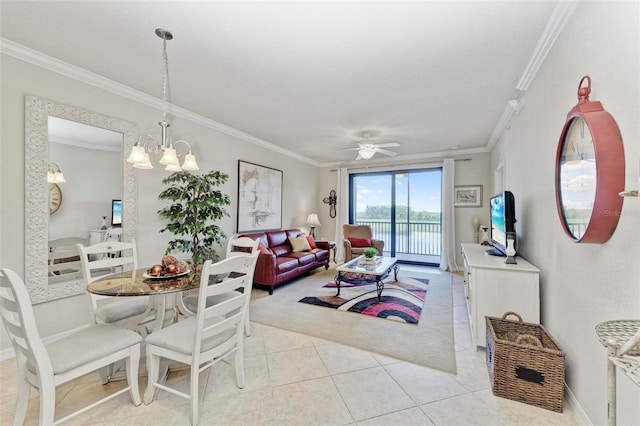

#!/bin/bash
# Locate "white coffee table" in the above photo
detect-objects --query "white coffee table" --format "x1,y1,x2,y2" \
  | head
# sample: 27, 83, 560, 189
334, 256, 399, 302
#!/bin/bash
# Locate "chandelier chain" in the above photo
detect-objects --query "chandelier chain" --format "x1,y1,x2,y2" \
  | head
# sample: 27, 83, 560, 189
162, 37, 169, 122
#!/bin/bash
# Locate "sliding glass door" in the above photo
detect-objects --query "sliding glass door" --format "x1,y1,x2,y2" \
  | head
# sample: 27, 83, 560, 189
349, 168, 442, 265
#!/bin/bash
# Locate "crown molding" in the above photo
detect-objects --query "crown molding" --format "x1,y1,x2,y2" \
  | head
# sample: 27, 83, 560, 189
516, 1, 580, 91
487, 1, 579, 149
1, 37, 319, 166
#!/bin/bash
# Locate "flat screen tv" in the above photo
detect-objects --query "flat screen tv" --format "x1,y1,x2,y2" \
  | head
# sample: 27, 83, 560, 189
111, 199, 122, 226
488, 191, 516, 256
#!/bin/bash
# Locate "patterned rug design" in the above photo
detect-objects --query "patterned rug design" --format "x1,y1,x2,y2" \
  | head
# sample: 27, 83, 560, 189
299, 277, 428, 324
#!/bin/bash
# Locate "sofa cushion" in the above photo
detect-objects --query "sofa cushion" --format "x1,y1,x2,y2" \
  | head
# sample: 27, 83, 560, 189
306, 236, 317, 249
289, 235, 311, 252
287, 251, 315, 266
348, 237, 371, 247
272, 244, 291, 257
267, 230, 289, 248
311, 248, 329, 262
276, 256, 299, 274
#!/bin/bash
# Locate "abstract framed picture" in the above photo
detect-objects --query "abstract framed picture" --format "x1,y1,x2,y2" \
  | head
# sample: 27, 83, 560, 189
237, 160, 283, 232
454, 185, 483, 207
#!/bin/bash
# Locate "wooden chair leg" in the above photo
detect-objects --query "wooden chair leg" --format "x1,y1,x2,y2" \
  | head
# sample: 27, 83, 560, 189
190, 364, 200, 426
14, 376, 30, 426
38, 382, 55, 426
126, 345, 142, 406
144, 351, 159, 404
235, 341, 246, 389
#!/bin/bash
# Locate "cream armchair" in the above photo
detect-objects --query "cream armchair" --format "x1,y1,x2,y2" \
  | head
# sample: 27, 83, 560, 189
343, 224, 384, 262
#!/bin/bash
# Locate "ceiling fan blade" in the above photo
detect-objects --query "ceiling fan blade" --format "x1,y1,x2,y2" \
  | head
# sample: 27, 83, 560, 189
355, 153, 364, 160
376, 148, 398, 156
375, 142, 400, 148
337, 147, 361, 152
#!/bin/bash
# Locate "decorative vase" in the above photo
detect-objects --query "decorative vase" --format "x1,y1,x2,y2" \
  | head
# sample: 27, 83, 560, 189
100, 216, 107, 230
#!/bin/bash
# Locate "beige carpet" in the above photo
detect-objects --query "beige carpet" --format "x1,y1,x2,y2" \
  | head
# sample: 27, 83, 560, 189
250, 266, 456, 374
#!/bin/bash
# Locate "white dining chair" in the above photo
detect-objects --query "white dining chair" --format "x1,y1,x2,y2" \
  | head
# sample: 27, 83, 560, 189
144, 254, 258, 426
47, 236, 88, 285
181, 237, 260, 336
0, 268, 142, 426
77, 240, 150, 328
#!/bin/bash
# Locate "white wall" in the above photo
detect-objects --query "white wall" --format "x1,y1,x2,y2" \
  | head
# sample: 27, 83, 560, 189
0, 53, 319, 350
491, 2, 639, 425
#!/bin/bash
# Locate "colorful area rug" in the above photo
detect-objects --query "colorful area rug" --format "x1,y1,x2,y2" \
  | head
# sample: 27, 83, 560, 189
299, 277, 428, 324
250, 267, 456, 373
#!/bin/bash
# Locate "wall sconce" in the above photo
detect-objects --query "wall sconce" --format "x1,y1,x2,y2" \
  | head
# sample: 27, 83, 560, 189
323, 189, 337, 218
47, 163, 66, 183
306, 213, 321, 239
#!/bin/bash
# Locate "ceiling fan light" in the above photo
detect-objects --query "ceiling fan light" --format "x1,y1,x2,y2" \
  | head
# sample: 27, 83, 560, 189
359, 147, 376, 160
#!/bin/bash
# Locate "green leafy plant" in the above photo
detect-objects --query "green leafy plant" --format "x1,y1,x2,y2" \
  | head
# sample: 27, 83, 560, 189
363, 247, 378, 258
157, 170, 231, 267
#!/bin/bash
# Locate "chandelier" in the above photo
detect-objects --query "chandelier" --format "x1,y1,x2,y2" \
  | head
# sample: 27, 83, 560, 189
127, 28, 199, 172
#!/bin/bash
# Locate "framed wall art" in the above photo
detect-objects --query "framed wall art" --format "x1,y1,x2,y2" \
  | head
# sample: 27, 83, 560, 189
237, 160, 283, 232
454, 185, 483, 207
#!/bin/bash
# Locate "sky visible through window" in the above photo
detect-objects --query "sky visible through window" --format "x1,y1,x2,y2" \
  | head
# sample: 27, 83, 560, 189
355, 170, 442, 214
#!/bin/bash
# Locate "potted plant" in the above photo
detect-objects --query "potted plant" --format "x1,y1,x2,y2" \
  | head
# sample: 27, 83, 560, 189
363, 247, 378, 259
157, 170, 231, 269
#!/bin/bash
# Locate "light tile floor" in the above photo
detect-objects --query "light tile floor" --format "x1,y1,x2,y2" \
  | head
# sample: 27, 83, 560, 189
0, 268, 582, 425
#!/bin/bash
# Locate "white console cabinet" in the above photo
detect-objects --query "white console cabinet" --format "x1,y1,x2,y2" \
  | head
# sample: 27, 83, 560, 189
461, 243, 540, 351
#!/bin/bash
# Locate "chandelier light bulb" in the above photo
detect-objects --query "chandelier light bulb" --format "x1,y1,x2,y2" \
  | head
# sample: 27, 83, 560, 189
133, 153, 154, 169
159, 147, 178, 165
127, 145, 146, 164
181, 153, 200, 171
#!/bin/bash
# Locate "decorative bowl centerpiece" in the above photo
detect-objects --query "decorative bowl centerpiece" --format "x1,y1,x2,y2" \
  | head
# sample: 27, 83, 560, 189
143, 255, 190, 279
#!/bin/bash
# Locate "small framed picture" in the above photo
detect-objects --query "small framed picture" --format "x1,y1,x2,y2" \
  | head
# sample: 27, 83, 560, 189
454, 185, 483, 207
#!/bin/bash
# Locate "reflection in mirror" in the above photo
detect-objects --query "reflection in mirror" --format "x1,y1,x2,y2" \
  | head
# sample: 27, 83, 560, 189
25, 95, 138, 303
47, 117, 123, 286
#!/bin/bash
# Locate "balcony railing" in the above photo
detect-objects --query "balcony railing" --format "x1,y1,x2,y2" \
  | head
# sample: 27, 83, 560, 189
355, 220, 442, 256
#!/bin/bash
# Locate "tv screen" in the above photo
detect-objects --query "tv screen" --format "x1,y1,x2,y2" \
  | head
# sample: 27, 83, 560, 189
489, 191, 516, 256
111, 200, 122, 226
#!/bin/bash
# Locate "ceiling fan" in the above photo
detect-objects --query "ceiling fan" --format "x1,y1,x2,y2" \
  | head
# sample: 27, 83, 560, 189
341, 132, 400, 160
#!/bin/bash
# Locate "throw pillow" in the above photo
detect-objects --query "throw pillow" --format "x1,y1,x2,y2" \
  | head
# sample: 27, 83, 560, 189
289, 235, 311, 252
348, 237, 371, 247
306, 235, 317, 249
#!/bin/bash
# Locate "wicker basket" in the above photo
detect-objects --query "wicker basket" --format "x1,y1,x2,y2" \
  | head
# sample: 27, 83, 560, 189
486, 312, 566, 412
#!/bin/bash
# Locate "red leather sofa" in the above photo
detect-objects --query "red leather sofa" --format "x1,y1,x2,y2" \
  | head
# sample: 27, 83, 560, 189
238, 229, 330, 294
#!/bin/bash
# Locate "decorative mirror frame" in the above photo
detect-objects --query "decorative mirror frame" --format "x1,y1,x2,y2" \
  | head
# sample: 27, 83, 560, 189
25, 95, 138, 303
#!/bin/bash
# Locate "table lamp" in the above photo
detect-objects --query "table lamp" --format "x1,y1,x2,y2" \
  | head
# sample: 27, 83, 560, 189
306, 213, 321, 239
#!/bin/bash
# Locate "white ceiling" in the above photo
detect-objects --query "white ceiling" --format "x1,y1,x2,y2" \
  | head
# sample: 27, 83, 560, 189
1, 1, 566, 166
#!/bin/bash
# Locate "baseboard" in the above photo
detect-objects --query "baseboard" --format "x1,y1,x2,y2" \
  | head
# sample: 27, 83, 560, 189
565, 382, 593, 426
0, 324, 90, 361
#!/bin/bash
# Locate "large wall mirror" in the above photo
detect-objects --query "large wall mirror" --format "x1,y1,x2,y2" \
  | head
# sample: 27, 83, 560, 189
25, 95, 138, 303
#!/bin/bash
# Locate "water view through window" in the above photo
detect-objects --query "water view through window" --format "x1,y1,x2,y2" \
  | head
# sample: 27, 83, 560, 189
350, 168, 442, 265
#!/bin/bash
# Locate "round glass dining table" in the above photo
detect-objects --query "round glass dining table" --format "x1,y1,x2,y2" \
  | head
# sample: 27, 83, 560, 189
87, 268, 201, 333
87, 268, 199, 297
